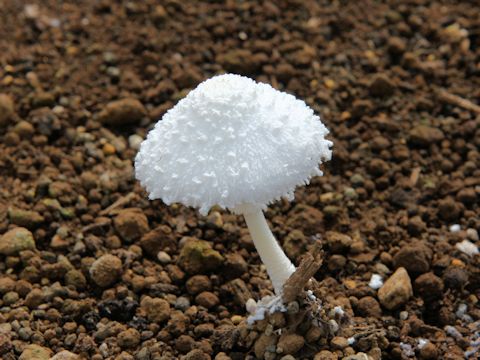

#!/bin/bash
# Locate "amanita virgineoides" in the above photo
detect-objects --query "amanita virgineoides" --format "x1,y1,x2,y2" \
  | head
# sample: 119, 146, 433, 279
135, 74, 332, 297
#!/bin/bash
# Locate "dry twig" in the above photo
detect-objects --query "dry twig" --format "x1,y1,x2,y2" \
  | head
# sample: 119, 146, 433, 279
436, 89, 480, 114
283, 240, 324, 303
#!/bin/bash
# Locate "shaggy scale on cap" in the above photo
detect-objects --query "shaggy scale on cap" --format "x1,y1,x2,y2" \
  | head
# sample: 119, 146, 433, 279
135, 74, 332, 215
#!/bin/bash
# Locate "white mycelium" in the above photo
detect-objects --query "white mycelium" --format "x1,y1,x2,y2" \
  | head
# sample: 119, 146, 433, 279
135, 73, 332, 297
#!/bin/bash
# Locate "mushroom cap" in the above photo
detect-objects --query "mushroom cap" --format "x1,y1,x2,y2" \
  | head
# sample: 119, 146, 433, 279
135, 74, 332, 215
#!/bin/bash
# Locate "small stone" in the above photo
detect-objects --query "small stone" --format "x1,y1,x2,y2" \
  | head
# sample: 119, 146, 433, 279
314, 350, 338, 360
117, 328, 141, 348
141, 296, 170, 323
407, 216, 426, 236
128, 134, 143, 150
140, 225, 175, 256
183, 349, 211, 360
177, 239, 224, 274
466, 228, 479, 242
13, 120, 35, 138
0, 227, 36, 255
0, 277, 16, 294
195, 291, 219, 309
3, 291, 19, 305
176, 334, 195, 353
25, 288, 44, 309
97, 98, 146, 125
114, 208, 149, 243
8, 208, 44, 228
175, 296, 191, 311
277, 334, 304, 355
369, 74, 395, 97
442, 266, 469, 289
438, 197, 462, 222
89, 254, 123, 287
393, 242, 432, 275
186, 275, 212, 295
19, 344, 52, 360
456, 188, 477, 205
254, 334, 278, 359
414, 272, 444, 302
223, 253, 248, 278
409, 125, 445, 147
50, 350, 81, 360
331, 336, 349, 350
325, 231, 353, 253
387, 37, 407, 55
65, 269, 87, 290
419, 342, 438, 359
0, 93, 15, 126
378, 267, 413, 310
356, 296, 382, 317
157, 251, 172, 264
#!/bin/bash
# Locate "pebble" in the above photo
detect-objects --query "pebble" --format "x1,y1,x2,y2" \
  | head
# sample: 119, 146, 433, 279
325, 231, 353, 253
393, 242, 432, 274
356, 296, 382, 317
157, 251, 172, 264
314, 350, 338, 360
378, 267, 413, 310
13, 120, 35, 138
8, 207, 45, 229
128, 134, 143, 150
141, 296, 170, 323
455, 240, 479, 256
419, 342, 438, 359
369, 74, 396, 97
195, 291, 219, 309
25, 288, 44, 309
97, 98, 146, 125
442, 266, 469, 289
414, 272, 444, 302
140, 225, 176, 256
331, 336, 349, 350
113, 208, 150, 243
50, 350, 81, 360
3, 291, 19, 305
0, 277, 15, 294
65, 269, 87, 290
466, 228, 479, 242
19, 344, 52, 360
0, 227, 36, 255
174, 296, 191, 311
409, 125, 445, 146
0, 93, 15, 126
186, 275, 212, 295
183, 349, 211, 360
368, 274, 383, 289
177, 239, 224, 274
117, 328, 141, 348
89, 254, 123, 287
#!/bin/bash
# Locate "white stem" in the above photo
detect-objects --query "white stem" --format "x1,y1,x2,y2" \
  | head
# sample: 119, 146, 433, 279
241, 206, 295, 295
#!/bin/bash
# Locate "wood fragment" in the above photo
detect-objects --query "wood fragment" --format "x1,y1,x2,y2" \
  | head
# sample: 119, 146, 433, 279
436, 89, 480, 114
283, 240, 324, 304
409, 167, 421, 187
99, 192, 137, 215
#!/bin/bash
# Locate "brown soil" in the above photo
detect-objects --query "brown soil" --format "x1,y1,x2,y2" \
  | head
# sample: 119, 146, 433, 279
0, 1, 479, 359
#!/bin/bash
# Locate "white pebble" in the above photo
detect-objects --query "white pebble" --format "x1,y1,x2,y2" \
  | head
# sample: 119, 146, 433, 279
128, 134, 143, 150
466, 228, 479, 242
400, 311, 409, 320
417, 338, 429, 349
400, 342, 415, 357
456, 240, 479, 256
246, 298, 257, 314
157, 251, 171, 264
369, 274, 383, 290
347, 336, 356, 345
445, 325, 462, 340
450, 224, 461, 232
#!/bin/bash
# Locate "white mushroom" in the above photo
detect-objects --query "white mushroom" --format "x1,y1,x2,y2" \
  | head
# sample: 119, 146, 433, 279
135, 74, 332, 296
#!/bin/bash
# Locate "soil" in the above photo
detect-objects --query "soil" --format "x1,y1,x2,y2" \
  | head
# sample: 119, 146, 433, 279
0, 1, 479, 359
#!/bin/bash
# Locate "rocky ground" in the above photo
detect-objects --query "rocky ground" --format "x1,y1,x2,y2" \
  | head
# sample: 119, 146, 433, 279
0, 0, 479, 359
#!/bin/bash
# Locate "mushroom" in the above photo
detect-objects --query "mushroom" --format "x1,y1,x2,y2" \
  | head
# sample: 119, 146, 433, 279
135, 74, 332, 296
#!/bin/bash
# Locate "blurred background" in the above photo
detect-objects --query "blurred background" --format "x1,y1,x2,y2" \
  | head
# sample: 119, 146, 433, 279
0, 1, 479, 359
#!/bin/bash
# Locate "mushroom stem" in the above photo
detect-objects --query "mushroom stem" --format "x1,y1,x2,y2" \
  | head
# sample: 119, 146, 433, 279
242, 206, 296, 295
